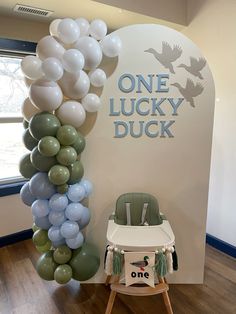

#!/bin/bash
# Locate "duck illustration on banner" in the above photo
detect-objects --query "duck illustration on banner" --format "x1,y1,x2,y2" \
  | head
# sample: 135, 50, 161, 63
125, 252, 155, 287
130, 255, 149, 271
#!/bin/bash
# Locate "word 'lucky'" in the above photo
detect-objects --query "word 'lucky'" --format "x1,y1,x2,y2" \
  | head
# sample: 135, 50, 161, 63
109, 73, 184, 138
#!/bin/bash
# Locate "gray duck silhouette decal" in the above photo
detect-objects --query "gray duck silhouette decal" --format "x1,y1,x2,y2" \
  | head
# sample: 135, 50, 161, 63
178, 57, 206, 79
171, 79, 204, 107
144, 42, 182, 74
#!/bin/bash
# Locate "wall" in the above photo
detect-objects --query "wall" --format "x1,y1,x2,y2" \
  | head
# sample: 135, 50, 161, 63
0, 194, 32, 236
96, 0, 187, 25
183, 0, 236, 246
0, 15, 49, 42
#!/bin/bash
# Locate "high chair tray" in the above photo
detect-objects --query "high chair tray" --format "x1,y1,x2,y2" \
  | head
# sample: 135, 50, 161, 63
107, 219, 175, 251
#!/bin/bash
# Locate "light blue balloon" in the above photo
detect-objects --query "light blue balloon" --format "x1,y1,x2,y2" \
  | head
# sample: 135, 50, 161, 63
31, 199, 50, 218
80, 179, 93, 197
20, 182, 36, 206
60, 220, 79, 239
66, 232, 84, 249
65, 203, 84, 221
78, 207, 91, 230
34, 215, 51, 230
48, 210, 66, 226
67, 184, 85, 202
48, 226, 63, 242
29, 172, 56, 199
49, 193, 68, 211
52, 238, 66, 248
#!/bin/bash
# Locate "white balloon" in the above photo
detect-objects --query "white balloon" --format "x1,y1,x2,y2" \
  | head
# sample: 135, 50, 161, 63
62, 49, 84, 73
74, 36, 102, 70
24, 76, 34, 89
89, 19, 107, 40
56, 100, 86, 128
75, 17, 89, 36
100, 34, 122, 57
36, 35, 65, 60
82, 93, 101, 112
21, 97, 41, 121
21, 56, 43, 80
49, 19, 61, 37
88, 68, 106, 87
29, 79, 63, 111
58, 18, 80, 44
59, 70, 90, 99
66, 232, 84, 249
41, 57, 63, 81
60, 220, 79, 239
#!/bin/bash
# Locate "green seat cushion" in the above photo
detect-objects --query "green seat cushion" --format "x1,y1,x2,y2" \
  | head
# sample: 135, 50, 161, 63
114, 193, 162, 226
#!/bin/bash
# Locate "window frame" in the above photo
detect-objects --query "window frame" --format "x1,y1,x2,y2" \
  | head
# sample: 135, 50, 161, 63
0, 38, 36, 189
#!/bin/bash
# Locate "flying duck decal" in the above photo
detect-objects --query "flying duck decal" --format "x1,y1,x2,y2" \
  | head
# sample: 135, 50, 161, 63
144, 41, 206, 108
178, 57, 206, 79
144, 42, 182, 74
171, 79, 204, 107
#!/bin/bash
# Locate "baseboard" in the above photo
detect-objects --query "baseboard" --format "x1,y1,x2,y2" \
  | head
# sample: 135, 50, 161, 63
0, 229, 33, 248
206, 233, 236, 258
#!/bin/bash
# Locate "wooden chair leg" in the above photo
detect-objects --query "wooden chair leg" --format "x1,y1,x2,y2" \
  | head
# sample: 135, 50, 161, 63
105, 290, 117, 314
105, 275, 112, 286
159, 277, 173, 314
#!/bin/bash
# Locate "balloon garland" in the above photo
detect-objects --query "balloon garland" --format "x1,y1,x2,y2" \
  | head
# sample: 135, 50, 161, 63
19, 17, 122, 284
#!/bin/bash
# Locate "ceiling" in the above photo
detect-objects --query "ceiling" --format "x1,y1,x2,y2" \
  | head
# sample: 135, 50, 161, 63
0, 0, 187, 31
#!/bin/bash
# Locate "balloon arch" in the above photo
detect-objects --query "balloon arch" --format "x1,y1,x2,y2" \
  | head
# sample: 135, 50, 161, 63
19, 17, 122, 284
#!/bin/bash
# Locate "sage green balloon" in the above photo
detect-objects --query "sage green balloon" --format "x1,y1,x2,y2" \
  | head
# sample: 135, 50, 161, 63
56, 146, 77, 166
54, 264, 72, 284
38, 136, 60, 157
53, 245, 72, 264
19, 153, 38, 179
33, 229, 49, 246
29, 112, 61, 140
23, 119, 29, 129
36, 240, 52, 253
36, 250, 58, 281
72, 131, 85, 155
70, 243, 100, 281
56, 125, 78, 146
32, 223, 40, 232
31, 147, 57, 172
23, 128, 38, 151
48, 165, 70, 185
68, 160, 84, 185
57, 183, 69, 194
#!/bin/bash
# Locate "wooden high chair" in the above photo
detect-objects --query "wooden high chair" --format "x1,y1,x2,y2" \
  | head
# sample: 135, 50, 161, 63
104, 193, 176, 314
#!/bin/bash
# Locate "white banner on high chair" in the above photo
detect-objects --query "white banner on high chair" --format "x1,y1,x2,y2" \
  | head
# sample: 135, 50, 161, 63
124, 252, 155, 287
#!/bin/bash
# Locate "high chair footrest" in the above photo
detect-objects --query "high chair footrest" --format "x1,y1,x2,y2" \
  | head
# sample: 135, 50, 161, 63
110, 282, 169, 296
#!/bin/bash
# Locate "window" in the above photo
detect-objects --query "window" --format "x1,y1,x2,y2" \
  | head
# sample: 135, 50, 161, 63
0, 39, 36, 184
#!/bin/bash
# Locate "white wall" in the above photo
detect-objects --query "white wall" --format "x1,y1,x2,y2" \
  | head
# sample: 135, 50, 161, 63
0, 15, 49, 41
183, 0, 236, 246
96, 0, 187, 25
0, 194, 32, 236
